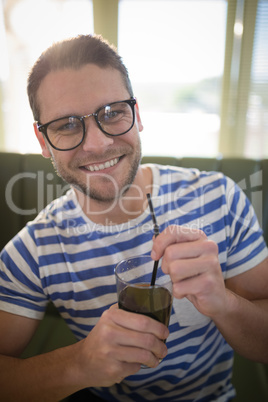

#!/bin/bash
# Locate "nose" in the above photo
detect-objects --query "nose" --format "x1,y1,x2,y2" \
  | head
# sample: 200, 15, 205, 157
81, 115, 114, 152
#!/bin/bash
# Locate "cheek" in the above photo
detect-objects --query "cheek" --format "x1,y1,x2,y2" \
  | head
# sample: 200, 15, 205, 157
52, 148, 77, 165
118, 129, 140, 151
49, 152, 70, 174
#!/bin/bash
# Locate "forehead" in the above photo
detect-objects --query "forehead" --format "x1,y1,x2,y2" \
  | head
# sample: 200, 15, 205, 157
37, 64, 129, 121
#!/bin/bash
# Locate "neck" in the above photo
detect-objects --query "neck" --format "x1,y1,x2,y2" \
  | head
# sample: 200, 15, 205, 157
73, 165, 153, 225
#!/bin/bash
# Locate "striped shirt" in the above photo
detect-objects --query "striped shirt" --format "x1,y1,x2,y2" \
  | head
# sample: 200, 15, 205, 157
1, 164, 267, 401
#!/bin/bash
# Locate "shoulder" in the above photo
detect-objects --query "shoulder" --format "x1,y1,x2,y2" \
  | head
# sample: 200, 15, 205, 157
28, 188, 82, 230
2, 189, 83, 253
147, 163, 229, 192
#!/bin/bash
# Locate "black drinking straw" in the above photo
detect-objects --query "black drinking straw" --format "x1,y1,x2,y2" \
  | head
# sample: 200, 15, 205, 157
146, 193, 160, 286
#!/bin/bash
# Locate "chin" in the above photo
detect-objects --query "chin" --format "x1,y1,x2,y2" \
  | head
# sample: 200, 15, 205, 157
53, 145, 142, 203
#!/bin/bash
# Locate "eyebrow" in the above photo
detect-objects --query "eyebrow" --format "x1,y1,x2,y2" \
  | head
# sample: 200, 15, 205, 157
42, 99, 119, 122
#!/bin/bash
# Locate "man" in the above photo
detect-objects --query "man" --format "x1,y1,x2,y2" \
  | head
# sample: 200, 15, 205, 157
0, 34, 267, 402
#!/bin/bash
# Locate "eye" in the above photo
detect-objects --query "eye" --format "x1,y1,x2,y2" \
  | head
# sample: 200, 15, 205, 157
98, 104, 127, 124
103, 108, 121, 122
50, 117, 82, 135
60, 122, 78, 132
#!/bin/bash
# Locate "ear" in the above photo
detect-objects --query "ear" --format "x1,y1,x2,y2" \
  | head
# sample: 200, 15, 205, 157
34, 123, 51, 158
134, 100, 144, 132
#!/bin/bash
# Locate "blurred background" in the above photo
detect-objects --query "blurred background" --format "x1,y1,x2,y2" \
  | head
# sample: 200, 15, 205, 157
0, 0, 267, 158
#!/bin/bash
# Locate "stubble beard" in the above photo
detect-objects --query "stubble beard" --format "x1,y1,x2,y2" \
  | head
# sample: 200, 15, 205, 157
50, 141, 142, 203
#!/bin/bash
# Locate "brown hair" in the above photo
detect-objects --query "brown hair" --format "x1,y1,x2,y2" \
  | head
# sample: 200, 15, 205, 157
27, 34, 133, 121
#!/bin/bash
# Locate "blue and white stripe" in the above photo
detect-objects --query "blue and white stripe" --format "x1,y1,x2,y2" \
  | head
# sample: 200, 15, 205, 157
1, 164, 267, 401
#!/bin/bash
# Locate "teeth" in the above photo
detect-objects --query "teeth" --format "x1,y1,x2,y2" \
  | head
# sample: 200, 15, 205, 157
86, 158, 119, 172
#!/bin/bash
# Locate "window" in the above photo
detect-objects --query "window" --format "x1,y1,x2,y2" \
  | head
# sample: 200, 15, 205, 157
1, 0, 93, 153
244, 0, 268, 157
118, 0, 227, 157
1, 0, 267, 158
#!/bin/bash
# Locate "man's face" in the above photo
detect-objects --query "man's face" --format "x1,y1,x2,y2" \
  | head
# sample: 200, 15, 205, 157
35, 64, 143, 203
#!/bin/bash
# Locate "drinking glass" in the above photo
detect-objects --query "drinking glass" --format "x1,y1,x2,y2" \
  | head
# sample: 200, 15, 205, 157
115, 255, 173, 368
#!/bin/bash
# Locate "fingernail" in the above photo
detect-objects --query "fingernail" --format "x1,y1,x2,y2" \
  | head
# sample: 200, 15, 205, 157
164, 328, 169, 339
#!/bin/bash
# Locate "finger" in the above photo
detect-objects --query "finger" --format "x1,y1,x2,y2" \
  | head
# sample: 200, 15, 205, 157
173, 269, 221, 297
163, 237, 218, 265
102, 311, 168, 366
166, 258, 206, 283
162, 238, 208, 263
115, 326, 168, 360
108, 308, 169, 340
173, 271, 226, 317
115, 344, 165, 369
162, 240, 218, 276
151, 225, 207, 260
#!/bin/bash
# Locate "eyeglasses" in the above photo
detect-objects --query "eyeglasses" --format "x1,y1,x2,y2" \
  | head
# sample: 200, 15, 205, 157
36, 97, 136, 151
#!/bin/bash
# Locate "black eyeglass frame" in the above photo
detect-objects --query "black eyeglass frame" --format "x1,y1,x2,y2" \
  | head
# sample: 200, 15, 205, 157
36, 97, 137, 151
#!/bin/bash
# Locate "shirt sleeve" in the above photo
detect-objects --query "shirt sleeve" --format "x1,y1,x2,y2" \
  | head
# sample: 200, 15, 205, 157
0, 226, 48, 320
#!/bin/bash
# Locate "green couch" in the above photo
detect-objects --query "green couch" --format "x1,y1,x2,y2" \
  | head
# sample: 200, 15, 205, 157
1, 152, 268, 401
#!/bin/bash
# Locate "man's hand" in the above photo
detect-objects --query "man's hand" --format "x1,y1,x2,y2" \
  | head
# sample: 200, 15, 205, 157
151, 225, 228, 319
151, 225, 268, 363
0, 306, 169, 401
77, 304, 169, 387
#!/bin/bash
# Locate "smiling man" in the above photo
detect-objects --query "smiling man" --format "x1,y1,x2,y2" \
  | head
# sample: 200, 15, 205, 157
0, 35, 268, 402
32, 45, 146, 220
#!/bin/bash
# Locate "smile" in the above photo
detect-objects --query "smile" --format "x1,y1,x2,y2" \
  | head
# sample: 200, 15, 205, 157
84, 157, 120, 172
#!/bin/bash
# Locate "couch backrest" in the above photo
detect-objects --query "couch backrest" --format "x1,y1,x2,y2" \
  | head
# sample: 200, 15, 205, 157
1, 152, 268, 250
142, 156, 268, 246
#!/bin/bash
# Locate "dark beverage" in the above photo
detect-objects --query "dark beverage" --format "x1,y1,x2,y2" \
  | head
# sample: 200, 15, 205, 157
118, 284, 172, 327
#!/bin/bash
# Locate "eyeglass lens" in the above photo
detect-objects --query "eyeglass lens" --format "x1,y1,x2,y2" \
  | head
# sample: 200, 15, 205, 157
46, 101, 134, 150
